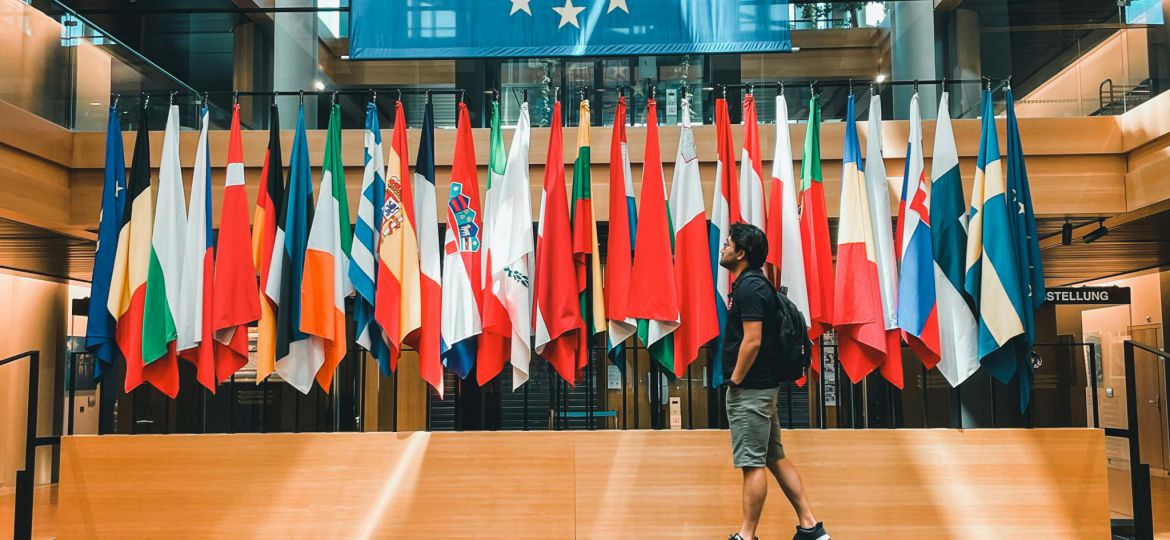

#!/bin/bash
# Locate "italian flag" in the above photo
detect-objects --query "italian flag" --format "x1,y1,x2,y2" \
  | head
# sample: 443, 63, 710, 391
800, 94, 835, 374
301, 102, 353, 392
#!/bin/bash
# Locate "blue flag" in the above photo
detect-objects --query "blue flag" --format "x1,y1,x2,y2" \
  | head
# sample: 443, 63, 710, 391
87, 106, 126, 380
965, 90, 1029, 411
351, 102, 392, 372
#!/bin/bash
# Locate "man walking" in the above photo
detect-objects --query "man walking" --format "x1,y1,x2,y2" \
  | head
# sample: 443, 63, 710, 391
719, 223, 829, 540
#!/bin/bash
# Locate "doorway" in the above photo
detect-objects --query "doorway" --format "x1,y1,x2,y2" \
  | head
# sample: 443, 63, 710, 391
1129, 324, 1169, 472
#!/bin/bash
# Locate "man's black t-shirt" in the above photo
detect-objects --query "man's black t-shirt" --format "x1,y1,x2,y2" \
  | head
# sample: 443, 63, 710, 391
722, 268, 780, 389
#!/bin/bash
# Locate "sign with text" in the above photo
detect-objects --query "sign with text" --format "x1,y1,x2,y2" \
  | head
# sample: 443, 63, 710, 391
1044, 286, 1131, 305
350, 0, 791, 59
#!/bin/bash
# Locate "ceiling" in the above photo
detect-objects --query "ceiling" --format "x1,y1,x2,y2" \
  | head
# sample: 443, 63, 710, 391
0, 218, 94, 283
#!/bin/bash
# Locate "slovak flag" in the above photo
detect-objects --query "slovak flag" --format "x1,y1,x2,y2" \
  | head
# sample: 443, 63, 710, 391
896, 92, 941, 372
440, 102, 483, 380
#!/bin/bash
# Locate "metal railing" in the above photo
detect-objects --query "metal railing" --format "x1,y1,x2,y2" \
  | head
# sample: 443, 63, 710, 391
1108, 340, 1168, 540
0, 350, 57, 540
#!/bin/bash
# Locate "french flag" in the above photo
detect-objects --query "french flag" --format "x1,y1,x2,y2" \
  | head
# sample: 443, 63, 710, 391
896, 92, 941, 369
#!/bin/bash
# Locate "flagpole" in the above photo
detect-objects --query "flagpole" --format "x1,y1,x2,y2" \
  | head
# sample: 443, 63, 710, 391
632, 350, 640, 429
621, 348, 628, 430
921, 365, 930, 427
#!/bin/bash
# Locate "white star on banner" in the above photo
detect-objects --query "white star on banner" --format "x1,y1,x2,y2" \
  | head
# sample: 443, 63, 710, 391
553, 0, 586, 28
509, 0, 531, 16
608, 0, 629, 13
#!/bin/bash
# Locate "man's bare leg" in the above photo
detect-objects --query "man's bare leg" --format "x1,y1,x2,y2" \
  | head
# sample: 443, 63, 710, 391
738, 466, 768, 539
766, 458, 817, 528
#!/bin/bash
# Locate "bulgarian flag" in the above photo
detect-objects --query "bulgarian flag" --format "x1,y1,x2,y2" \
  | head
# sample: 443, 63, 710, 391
571, 99, 606, 373
110, 105, 162, 394
409, 99, 445, 392
140, 105, 185, 397
252, 103, 284, 383
301, 102, 353, 392
440, 102, 483, 380
708, 97, 740, 388
604, 96, 637, 369
834, 94, 888, 384
800, 93, 835, 372
628, 98, 679, 375
375, 101, 425, 383
739, 93, 766, 228
210, 104, 260, 385
669, 96, 718, 377
533, 99, 584, 384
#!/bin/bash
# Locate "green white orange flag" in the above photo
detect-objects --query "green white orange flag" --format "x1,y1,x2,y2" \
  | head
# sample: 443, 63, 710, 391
571, 99, 606, 372
302, 102, 353, 392
800, 94, 835, 374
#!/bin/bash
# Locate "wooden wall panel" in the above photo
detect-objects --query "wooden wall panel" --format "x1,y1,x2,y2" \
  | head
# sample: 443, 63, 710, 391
58, 429, 1109, 539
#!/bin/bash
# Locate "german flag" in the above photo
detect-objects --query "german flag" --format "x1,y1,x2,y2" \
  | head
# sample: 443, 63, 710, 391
251, 104, 283, 382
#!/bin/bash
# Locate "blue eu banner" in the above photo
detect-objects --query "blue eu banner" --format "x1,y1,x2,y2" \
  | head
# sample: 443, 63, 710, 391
349, 0, 791, 59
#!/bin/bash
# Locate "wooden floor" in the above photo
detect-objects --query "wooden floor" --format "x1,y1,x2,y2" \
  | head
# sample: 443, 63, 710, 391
0, 486, 58, 539
1109, 468, 1170, 539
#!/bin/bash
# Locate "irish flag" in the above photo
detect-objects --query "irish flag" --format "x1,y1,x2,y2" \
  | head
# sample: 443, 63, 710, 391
833, 94, 887, 384
211, 103, 260, 386
739, 93, 766, 228
708, 97, 740, 388
669, 96, 718, 377
301, 102, 352, 392
800, 94, 834, 369
140, 105, 184, 397
605, 96, 637, 369
571, 99, 605, 373
252, 103, 284, 383
534, 99, 584, 384
628, 98, 679, 375
440, 102, 483, 380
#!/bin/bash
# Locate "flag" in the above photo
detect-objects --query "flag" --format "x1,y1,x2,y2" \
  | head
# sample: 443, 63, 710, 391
769, 95, 810, 332
800, 93, 835, 368
375, 101, 426, 385
605, 96, 638, 370
896, 93, 941, 380
252, 104, 284, 383
352, 102, 393, 371
210, 103, 260, 386
628, 98, 679, 374
739, 93, 766, 229
269, 105, 321, 394
176, 105, 226, 392
109, 105, 156, 394
966, 90, 1027, 407
833, 94, 887, 384
931, 92, 980, 387
533, 100, 584, 384
410, 99, 445, 392
864, 94, 905, 388
302, 102, 353, 392
140, 105, 184, 397
1000, 88, 1047, 410
708, 97, 740, 388
571, 99, 606, 374
484, 101, 535, 388
87, 105, 125, 381
479, 99, 508, 385
669, 96, 718, 377
440, 102, 483, 380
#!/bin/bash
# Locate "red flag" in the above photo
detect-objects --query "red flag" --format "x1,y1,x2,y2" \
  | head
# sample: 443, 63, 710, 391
604, 96, 638, 361
533, 100, 584, 384
800, 93, 835, 372
211, 104, 260, 385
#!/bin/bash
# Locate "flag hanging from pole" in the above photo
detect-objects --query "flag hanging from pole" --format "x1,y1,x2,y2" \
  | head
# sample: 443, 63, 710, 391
605, 96, 638, 370
931, 92, 980, 387
302, 102, 353, 392
896, 93, 941, 378
864, 94, 905, 388
533, 99, 584, 385
270, 104, 321, 395
210, 103, 260, 387
801, 94, 835, 373
140, 104, 185, 397
87, 105, 125, 381
833, 94, 888, 384
739, 93, 766, 229
629, 98, 679, 375
441, 102, 483, 380
670, 95, 718, 377
571, 99, 606, 374
351, 101, 393, 371
252, 103, 284, 383
769, 95, 810, 330
480, 99, 509, 385
708, 97, 741, 388
410, 99, 445, 391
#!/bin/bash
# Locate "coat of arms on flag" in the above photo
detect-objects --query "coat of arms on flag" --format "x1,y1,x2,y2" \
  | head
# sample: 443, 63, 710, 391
382, 182, 405, 235
448, 183, 481, 252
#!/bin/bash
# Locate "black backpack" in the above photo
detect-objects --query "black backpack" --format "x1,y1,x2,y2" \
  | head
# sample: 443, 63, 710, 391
741, 273, 812, 383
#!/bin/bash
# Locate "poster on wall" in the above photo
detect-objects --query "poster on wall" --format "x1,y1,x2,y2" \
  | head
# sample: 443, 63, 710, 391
1084, 334, 1104, 386
349, 0, 792, 59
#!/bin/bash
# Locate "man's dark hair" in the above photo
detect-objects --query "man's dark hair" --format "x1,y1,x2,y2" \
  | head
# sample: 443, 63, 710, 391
729, 222, 768, 269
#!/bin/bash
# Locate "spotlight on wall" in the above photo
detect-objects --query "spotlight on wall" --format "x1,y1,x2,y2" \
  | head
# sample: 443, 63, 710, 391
875, 73, 887, 83
1061, 221, 1073, 246
314, 80, 326, 91
1082, 219, 1109, 244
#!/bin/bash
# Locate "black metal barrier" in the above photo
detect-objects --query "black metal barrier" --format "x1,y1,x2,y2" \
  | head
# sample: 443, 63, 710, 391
1108, 340, 1167, 540
1, 350, 57, 540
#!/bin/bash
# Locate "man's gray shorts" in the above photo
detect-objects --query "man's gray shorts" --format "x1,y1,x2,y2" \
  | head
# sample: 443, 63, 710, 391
726, 386, 785, 468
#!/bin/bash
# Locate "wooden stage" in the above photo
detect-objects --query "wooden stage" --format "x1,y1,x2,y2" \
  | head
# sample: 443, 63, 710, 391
57, 429, 1109, 539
